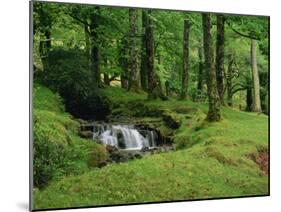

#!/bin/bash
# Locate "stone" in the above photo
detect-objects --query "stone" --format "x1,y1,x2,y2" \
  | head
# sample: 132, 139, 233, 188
162, 111, 182, 129
79, 130, 93, 139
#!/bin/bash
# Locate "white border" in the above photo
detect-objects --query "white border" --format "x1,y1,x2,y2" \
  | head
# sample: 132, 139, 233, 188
1, 0, 280, 212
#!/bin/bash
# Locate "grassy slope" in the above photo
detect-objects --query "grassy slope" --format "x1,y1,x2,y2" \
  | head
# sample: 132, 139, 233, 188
33, 84, 107, 188
34, 86, 268, 209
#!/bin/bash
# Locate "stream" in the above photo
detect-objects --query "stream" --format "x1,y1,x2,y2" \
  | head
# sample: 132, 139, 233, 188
80, 123, 174, 163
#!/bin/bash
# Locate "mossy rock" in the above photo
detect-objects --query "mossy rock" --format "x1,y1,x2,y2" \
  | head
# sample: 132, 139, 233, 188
79, 130, 93, 139
87, 145, 108, 168
173, 106, 197, 114
156, 124, 174, 137
162, 111, 182, 129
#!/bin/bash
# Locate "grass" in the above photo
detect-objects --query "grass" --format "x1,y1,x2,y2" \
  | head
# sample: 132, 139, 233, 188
33, 85, 269, 210
33, 84, 108, 188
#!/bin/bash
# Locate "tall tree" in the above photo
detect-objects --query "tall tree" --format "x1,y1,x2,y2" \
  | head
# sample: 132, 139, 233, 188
67, 5, 105, 86
215, 15, 225, 104
246, 80, 253, 111
33, 3, 54, 68
180, 19, 191, 100
89, 7, 101, 85
84, 25, 91, 71
128, 9, 140, 91
225, 16, 268, 112
226, 54, 234, 106
118, 37, 129, 89
140, 10, 148, 91
145, 10, 157, 99
202, 14, 221, 121
251, 39, 262, 112
197, 46, 204, 93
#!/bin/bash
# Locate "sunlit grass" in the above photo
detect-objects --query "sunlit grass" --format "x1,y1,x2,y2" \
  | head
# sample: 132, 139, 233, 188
33, 85, 268, 210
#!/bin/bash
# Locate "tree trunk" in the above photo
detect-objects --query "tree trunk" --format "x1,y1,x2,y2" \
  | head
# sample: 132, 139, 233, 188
140, 10, 148, 91
37, 5, 52, 64
215, 15, 225, 104
90, 7, 101, 86
84, 25, 91, 71
226, 54, 234, 106
251, 39, 262, 112
246, 86, 253, 111
180, 19, 190, 100
128, 9, 140, 91
197, 46, 204, 93
118, 37, 129, 89
104, 73, 110, 85
45, 31, 51, 50
202, 14, 221, 121
145, 10, 157, 99
165, 81, 170, 97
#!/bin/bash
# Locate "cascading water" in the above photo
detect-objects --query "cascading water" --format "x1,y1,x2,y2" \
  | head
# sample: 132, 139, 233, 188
92, 125, 157, 150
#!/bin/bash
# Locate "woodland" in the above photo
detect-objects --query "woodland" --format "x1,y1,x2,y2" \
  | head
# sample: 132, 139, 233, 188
32, 1, 269, 210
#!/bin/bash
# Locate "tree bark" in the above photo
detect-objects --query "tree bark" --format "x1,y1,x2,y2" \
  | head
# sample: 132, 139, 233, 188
251, 39, 262, 112
202, 14, 221, 121
140, 10, 148, 91
128, 9, 140, 91
84, 25, 91, 71
37, 4, 52, 62
103, 73, 110, 85
118, 37, 129, 89
145, 10, 157, 99
216, 15, 225, 104
246, 86, 253, 111
89, 7, 101, 86
180, 19, 190, 100
226, 54, 234, 106
197, 46, 204, 93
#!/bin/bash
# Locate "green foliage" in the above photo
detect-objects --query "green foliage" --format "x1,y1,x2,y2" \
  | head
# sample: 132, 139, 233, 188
33, 84, 107, 188
36, 48, 111, 120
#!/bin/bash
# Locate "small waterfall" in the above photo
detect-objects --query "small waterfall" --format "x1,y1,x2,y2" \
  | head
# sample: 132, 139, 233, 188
149, 131, 156, 147
92, 125, 156, 150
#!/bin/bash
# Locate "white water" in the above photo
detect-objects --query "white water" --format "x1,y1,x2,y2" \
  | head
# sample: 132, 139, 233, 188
92, 125, 156, 150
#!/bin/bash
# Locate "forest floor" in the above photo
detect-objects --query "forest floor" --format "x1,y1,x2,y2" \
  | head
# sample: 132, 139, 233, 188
33, 85, 269, 209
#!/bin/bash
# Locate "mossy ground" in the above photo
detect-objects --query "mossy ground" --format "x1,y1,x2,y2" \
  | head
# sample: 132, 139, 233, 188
33, 86, 269, 210
33, 84, 108, 188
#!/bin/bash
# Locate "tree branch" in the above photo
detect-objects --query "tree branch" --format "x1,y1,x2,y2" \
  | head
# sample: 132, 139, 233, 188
225, 20, 260, 40
232, 87, 247, 95
67, 12, 91, 27
231, 83, 246, 92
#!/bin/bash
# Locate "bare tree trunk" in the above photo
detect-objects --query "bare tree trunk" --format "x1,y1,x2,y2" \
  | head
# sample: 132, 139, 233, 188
145, 10, 157, 99
216, 15, 225, 104
45, 31, 51, 50
84, 25, 91, 71
103, 73, 110, 85
118, 37, 129, 89
90, 7, 101, 86
37, 5, 52, 64
128, 9, 140, 91
180, 19, 190, 100
197, 46, 204, 93
251, 39, 262, 112
202, 13, 221, 121
226, 54, 234, 106
140, 10, 148, 91
246, 86, 253, 111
